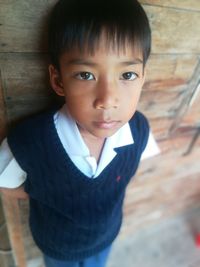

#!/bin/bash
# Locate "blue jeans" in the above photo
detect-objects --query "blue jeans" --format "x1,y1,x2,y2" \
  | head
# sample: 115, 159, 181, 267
43, 245, 112, 267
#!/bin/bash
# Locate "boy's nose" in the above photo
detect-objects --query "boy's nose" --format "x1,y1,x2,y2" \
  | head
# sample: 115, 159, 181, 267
94, 80, 119, 110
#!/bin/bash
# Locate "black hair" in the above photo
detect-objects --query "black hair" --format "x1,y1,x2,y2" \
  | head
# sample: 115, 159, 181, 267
48, 0, 151, 69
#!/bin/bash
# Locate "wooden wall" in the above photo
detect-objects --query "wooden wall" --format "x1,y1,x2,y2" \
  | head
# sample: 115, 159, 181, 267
123, 0, 200, 236
0, 1, 200, 266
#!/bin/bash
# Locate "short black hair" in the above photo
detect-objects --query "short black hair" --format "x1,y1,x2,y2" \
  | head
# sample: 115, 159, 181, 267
48, 0, 151, 69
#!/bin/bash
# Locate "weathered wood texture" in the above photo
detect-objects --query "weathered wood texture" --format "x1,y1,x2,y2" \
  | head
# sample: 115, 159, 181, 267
0, 71, 7, 139
0, 1, 200, 266
140, 0, 200, 11
179, 71, 200, 127
181, 94, 200, 127
143, 4, 200, 54
0, 198, 15, 267
1, 196, 26, 267
0, 53, 55, 123
0, 0, 56, 53
145, 55, 199, 91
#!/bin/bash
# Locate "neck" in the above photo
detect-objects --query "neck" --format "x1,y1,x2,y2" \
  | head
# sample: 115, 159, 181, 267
78, 128, 106, 162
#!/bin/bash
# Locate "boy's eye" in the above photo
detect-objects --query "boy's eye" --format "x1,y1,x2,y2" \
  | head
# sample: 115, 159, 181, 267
75, 72, 95, 80
121, 72, 138, 81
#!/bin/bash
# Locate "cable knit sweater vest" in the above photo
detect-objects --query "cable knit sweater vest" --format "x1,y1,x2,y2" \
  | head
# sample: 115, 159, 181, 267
7, 109, 149, 261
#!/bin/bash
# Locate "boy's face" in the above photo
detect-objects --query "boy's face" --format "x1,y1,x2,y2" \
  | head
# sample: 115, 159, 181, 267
49, 40, 145, 141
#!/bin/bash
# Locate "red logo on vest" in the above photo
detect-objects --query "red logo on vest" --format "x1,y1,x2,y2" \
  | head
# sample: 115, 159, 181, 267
116, 176, 121, 182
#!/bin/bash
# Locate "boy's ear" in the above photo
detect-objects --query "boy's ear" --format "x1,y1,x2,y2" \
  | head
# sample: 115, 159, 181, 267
49, 64, 65, 96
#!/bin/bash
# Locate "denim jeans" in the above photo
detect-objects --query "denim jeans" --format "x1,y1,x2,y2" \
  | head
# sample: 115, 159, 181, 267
43, 245, 112, 267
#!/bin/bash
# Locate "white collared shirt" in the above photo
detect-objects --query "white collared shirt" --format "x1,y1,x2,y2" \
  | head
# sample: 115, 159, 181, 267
0, 105, 160, 188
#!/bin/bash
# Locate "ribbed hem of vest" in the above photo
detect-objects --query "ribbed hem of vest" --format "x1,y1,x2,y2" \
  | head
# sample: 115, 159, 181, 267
32, 227, 120, 261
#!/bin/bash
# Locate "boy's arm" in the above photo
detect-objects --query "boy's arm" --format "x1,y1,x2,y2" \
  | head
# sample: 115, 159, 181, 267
0, 138, 28, 198
0, 184, 29, 199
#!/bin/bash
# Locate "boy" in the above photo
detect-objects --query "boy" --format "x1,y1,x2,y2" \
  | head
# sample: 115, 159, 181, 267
0, 0, 159, 266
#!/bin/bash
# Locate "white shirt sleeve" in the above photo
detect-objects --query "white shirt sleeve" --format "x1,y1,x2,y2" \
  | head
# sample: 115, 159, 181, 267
141, 131, 160, 160
0, 138, 27, 188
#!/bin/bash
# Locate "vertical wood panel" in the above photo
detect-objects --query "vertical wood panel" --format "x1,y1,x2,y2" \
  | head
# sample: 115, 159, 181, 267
2, 196, 26, 267
0, 70, 7, 140
0, 0, 57, 52
140, 0, 200, 11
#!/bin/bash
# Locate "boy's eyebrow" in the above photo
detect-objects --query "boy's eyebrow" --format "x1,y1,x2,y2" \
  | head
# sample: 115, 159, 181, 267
67, 59, 98, 67
67, 58, 143, 66
119, 59, 143, 66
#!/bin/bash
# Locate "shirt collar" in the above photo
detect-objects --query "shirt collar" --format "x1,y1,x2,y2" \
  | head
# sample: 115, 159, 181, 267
54, 104, 134, 157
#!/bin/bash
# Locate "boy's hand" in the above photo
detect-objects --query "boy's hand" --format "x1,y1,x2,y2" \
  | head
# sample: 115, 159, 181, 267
0, 185, 29, 199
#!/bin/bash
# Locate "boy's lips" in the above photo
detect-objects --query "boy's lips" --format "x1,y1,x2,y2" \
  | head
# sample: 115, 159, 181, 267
93, 120, 120, 129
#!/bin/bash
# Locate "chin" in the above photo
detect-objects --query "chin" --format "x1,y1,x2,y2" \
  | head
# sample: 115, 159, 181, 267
92, 129, 119, 139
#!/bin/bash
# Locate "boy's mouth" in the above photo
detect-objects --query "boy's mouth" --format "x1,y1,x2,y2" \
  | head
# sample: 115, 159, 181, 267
93, 120, 120, 129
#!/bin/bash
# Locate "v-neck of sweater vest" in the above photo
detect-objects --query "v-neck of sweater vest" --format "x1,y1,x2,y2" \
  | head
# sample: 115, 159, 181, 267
46, 109, 135, 187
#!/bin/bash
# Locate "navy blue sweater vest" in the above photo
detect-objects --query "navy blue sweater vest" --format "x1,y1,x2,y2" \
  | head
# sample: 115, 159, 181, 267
7, 109, 149, 261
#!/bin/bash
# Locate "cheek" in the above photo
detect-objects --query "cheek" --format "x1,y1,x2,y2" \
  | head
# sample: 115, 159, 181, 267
64, 94, 92, 120
64, 82, 94, 100
121, 87, 142, 117
64, 88, 96, 117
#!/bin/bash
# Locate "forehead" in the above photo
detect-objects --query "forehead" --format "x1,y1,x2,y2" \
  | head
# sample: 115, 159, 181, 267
59, 49, 143, 69
60, 34, 143, 65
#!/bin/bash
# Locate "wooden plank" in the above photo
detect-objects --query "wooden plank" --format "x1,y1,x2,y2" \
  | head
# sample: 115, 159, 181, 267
0, 48, 27, 267
0, 0, 57, 52
145, 55, 199, 91
1, 196, 26, 267
0, 53, 59, 122
180, 83, 200, 127
147, 117, 174, 140
0, 198, 15, 267
0, 69, 7, 140
168, 59, 200, 133
0, 253, 15, 267
140, 0, 200, 12
143, 5, 200, 54
122, 174, 200, 237
139, 89, 185, 119
0, 53, 50, 100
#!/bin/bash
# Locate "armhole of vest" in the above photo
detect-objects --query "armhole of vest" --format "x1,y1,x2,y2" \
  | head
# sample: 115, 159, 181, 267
140, 113, 150, 152
6, 109, 56, 173
7, 120, 32, 173
130, 111, 150, 152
